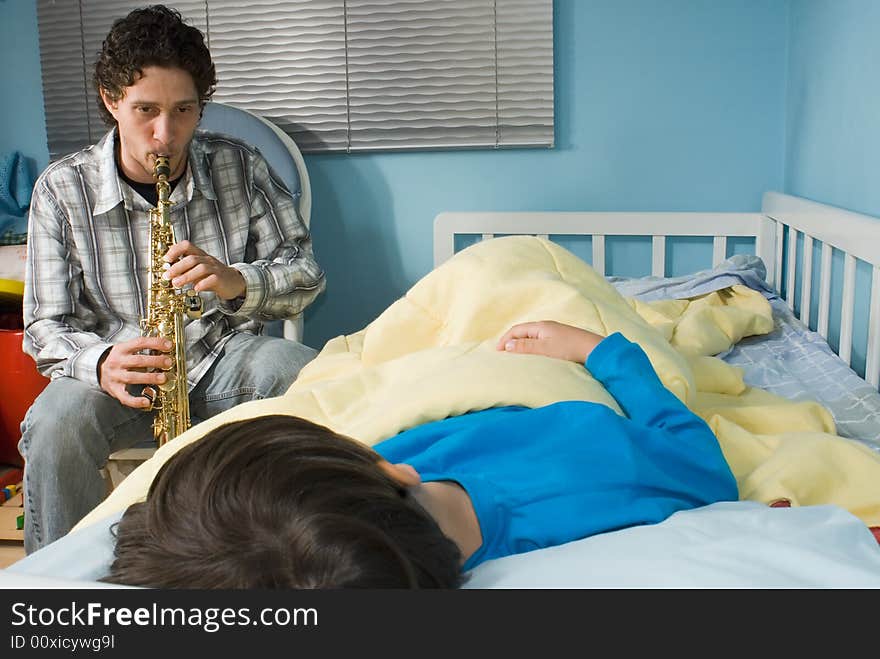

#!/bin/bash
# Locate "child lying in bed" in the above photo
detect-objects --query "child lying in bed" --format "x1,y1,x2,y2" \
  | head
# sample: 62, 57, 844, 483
105, 321, 738, 588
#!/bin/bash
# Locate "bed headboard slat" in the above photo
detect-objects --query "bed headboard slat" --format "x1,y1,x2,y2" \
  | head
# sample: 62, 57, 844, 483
652, 236, 665, 277
773, 221, 785, 293
867, 266, 880, 388
817, 244, 833, 340
839, 254, 858, 366
712, 236, 727, 268
592, 235, 606, 275
786, 228, 799, 310
755, 215, 777, 288
800, 235, 814, 324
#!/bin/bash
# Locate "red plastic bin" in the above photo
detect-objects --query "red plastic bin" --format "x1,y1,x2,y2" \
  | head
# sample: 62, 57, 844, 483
0, 329, 48, 467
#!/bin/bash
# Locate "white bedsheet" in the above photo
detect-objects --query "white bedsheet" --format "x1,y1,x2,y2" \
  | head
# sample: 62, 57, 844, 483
3, 502, 879, 589
463, 502, 880, 589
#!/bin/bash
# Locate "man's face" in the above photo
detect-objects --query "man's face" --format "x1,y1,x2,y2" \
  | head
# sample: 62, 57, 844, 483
101, 65, 201, 184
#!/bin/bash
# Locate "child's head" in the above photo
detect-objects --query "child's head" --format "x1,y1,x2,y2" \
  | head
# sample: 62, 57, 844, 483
105, 414, 464, 589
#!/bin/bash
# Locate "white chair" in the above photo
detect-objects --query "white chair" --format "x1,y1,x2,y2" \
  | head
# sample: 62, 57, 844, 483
199, 101, 312, 341
103, 101, 312, 489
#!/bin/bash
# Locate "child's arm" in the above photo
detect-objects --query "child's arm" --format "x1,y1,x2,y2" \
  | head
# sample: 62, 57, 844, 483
497, 321, 703, 433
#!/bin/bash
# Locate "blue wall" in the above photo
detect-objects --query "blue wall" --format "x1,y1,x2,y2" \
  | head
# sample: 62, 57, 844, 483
0, 0, 791, 349
785, 0, 880, 218
0, 0, 48, 185
783, 0, 880, 374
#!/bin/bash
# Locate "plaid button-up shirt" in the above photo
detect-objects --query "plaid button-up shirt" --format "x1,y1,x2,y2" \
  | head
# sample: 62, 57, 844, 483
23, 128, 325, 389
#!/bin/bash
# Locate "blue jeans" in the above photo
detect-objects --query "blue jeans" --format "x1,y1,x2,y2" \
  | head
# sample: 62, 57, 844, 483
18, 333, 317, 554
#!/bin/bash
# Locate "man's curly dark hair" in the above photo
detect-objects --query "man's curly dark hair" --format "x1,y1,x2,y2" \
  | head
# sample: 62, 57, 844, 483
93, 4, 216, 126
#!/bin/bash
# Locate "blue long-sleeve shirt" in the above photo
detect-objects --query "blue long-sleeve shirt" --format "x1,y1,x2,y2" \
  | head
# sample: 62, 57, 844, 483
374, 332, 738, 571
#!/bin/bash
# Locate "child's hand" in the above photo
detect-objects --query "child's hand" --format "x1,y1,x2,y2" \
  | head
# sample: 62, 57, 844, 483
496, 321, 605, 364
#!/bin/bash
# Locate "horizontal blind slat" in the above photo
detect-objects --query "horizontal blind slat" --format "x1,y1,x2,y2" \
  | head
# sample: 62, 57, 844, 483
208, 0, 349, 152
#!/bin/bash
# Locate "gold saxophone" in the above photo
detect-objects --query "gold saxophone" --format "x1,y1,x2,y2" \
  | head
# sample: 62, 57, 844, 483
141, 155, 203, 447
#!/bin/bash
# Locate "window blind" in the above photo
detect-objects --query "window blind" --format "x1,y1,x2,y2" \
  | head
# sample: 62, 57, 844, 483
36, 0, 554, 158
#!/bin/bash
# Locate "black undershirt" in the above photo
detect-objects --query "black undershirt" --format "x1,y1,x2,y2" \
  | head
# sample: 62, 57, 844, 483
118, 167, 184, 207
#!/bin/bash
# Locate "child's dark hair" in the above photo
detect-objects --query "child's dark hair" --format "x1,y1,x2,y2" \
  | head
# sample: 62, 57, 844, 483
93, 4, 216, 126
104, 414, 464, 589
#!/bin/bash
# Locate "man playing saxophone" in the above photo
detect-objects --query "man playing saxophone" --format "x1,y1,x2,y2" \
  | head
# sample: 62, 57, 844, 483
20, 5, 326, 554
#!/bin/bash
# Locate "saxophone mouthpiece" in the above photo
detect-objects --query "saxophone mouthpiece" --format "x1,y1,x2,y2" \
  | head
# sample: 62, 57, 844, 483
154, 155, 171, 179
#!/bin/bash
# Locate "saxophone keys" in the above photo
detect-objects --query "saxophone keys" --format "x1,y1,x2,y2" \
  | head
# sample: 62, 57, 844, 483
141, 386, 157, 409
158, 370, 176, 392
185, 290, 203, 318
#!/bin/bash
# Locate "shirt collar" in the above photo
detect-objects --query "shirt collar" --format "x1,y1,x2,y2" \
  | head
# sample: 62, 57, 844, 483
188, 131, 218, 201
91, 129, 125, 216
91, 128, 217, 215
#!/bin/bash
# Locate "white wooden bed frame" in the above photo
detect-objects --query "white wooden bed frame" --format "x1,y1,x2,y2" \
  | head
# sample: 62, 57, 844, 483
434, 191, 880, 389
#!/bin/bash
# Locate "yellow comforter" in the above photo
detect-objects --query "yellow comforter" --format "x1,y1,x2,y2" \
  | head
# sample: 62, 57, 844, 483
76, 236, 880, 531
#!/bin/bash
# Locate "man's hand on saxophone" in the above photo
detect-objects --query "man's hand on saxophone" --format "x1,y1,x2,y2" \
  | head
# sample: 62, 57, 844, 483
97, 336, 174, 408
162, 240, 247, 301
